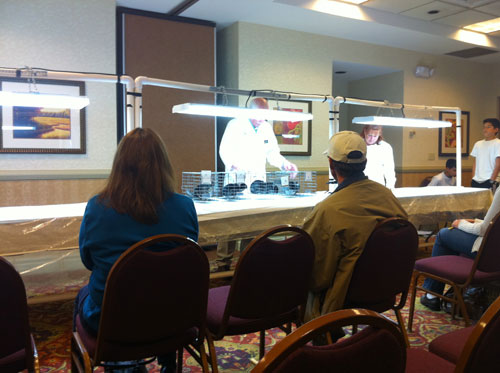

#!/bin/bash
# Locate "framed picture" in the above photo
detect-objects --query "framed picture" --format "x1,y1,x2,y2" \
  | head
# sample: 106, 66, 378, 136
438, 111, 470, 157
269, 99, 312, 156
0, 78, 86, 154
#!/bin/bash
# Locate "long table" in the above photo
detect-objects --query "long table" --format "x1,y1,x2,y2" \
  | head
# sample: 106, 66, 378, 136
0, 186, 493, 255
0, 186, 493, 297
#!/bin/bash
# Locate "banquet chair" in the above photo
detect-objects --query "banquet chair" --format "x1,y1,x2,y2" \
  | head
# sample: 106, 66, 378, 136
0, 256, 39, 373
205, 225, 315, 373
252, 308, 406, 373
343, 217, 419, 347
71, 234, 210, 373
406, 295, 500, 372
408, 212, 500, 331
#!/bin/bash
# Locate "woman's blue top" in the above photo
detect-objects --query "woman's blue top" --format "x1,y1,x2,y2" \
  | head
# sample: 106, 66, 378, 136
79, 193, 198, 333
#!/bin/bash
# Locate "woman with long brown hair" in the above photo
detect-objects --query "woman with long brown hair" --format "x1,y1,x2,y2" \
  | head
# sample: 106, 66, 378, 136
75, 128, 198, 372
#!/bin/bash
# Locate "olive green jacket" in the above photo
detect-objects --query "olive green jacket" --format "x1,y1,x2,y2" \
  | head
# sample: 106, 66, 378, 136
303, 178, 407, 322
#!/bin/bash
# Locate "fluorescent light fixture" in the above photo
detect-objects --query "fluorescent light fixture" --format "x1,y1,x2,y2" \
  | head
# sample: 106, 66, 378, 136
352, 116, 452, 128
464, 17, 500, 34
172, 103, 313, 121
310, 0, 367, 21
0, 91, 89, 109
453, 29, 492, 47
2, 126, 35, 130
338, 0, 368, 4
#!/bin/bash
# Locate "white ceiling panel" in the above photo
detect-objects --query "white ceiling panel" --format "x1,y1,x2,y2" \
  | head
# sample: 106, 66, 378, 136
117, 0, 182, 13
476, 1, 500, 15
115, 0, 500, 63
400, 1, 465, 21
440, 0, 498, 7
362, 0, 431, 14
435, 9, 496, 26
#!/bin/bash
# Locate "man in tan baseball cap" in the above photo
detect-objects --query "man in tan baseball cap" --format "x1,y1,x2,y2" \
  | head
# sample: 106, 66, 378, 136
302, 131, 407, 340
326, 130, 367, 164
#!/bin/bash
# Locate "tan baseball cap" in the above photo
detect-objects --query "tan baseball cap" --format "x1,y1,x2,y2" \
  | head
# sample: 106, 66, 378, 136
325, 131, 367, 164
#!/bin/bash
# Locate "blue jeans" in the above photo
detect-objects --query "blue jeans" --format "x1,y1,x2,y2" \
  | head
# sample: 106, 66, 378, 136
422, 227, 477, 295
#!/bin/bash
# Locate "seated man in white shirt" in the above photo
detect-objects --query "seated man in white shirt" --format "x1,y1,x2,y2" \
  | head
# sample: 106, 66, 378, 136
428, 159, 456, 186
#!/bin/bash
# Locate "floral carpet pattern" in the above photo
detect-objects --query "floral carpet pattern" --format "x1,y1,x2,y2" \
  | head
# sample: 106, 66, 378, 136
30, 289, 466, 372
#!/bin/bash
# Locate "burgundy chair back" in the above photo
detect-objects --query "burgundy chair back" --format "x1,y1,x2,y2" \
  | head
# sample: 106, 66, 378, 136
0, 256, 35, 372
474, 212, 500, 274
252, 309, 406, 373
344, 218, 418, 311
226, 226, 315, 319
457, 295, 500, 372
94, 234, 209, 363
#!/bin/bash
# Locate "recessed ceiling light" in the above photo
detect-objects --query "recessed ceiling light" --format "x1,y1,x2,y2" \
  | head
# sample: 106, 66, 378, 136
335, 0, 368, 4
464, 17, 500, 34
427, 10, 440, 15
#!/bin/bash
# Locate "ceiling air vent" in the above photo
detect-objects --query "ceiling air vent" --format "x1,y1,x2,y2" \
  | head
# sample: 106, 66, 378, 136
445, 47, 498, 58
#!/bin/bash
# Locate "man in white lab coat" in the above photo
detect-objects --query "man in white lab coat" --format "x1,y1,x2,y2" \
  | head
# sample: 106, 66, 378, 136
213, 97, 298, 272
219, 97, 297, 184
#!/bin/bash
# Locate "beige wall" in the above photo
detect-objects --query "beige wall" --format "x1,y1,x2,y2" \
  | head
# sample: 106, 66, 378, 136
218, 22, 498, 178
347, 72, 404, 168
0, 0, 116, 175
0, 0, 116, 206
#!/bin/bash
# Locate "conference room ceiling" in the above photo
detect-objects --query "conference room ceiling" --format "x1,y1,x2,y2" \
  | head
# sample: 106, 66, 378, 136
117, 0, 500, 63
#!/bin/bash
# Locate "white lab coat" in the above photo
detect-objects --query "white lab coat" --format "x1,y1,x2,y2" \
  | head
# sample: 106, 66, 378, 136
219, 118, 287, 184
364, 140, 396, 189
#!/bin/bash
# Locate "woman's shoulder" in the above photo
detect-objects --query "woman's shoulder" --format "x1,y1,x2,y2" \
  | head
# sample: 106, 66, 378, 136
84, 194, 114, 215
165, 193, 195, 207
85, 194, 101, 209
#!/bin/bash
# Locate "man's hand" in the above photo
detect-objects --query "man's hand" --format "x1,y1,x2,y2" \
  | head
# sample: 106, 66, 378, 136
452, 219, 461, 228
282, 161, 298, 178
283, 162, 298, 172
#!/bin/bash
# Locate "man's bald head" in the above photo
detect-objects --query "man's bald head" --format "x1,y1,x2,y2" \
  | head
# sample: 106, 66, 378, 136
249, 97, 269, 110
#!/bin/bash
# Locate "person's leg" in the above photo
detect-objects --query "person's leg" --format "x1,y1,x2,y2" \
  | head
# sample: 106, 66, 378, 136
73, 285, 90, 332
239, 237, 253, 252
471, 179, 491, 189
157, 353, 177, 373
422, 227, 477, 295
212, 240, 236, 272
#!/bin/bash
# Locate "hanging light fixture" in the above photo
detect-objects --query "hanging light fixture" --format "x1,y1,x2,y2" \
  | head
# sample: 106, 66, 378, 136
352, 116, 451, 128
172, 103, 313, 122
0, 91, 89, 109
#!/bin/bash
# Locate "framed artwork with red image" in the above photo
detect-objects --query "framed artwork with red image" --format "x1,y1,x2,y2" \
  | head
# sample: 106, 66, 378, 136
269, 99, 312, 156
438, 111, 470, 157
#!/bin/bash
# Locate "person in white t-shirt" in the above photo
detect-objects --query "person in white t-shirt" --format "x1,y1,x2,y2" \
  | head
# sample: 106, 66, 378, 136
428, 159, 456, 186
214, 97, 298, 272
360, 125, 396, 189
420, 183, 500, 311
470, 118, 500, 190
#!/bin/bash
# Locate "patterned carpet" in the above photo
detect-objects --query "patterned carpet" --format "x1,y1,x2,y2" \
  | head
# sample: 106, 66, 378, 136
29, 289, 467, 372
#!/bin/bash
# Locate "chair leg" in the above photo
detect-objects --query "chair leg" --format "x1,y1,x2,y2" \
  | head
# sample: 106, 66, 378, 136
71, 332, 92, 373
408, 273, 419, 332
259, 330, 266, 360
198, 340, 210, 373
177, 348, 183, 373
455, 288, 471, 326
205, 332, 219, 373
394, 308, 410, 347
352, 324, 358, 335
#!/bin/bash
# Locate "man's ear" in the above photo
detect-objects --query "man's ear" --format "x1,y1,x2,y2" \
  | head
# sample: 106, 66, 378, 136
328, 157, 336, 180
